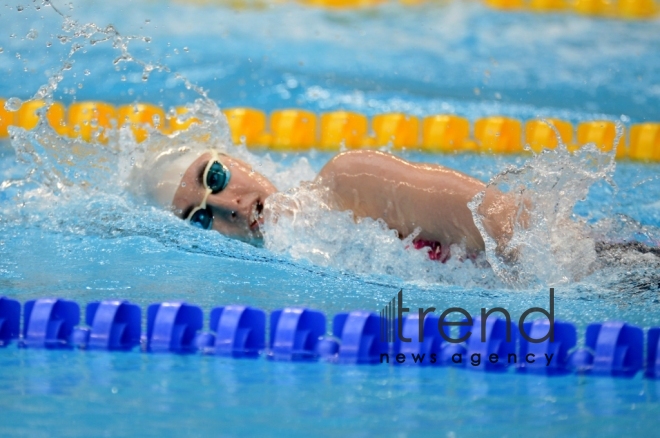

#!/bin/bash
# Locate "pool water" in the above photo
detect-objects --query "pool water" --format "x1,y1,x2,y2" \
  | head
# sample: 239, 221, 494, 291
1, 0, 660, 435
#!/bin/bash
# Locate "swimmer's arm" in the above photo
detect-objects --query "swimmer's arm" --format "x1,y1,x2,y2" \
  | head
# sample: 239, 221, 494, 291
315, 150, 523, 253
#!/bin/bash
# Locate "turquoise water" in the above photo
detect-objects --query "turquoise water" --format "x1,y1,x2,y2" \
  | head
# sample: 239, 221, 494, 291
2, 0, 660, 436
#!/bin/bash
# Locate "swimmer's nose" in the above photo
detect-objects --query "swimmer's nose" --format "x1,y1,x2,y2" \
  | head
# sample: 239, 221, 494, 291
206, 193, 249, 221
207, 193, 240, 210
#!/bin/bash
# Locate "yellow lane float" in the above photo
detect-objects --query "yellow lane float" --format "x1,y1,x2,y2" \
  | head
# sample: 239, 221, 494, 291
270, 109, 317, 151
474, 116, 522, 154
319, 111, 368, 151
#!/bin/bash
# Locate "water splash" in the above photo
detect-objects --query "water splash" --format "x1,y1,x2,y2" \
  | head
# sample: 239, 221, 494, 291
469, 121, 621, 287
261, 181, 501, 287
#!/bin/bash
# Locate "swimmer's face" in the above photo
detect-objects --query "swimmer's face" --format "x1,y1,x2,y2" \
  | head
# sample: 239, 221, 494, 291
171, 152, 277, 243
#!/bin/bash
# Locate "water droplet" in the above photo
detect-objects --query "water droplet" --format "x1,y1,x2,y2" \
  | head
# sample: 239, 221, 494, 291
4, 98, 22, 112
35, 85, 50, 99
26, 29, 38, 40
0, 47, 3, 54
181, 182, 186, 187
183, 47, 189, 52
77, 83, 83, 89
16, 5, 24, 12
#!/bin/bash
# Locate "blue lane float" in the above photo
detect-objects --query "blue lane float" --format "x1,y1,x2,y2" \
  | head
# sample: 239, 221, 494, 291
519, 319, 577, 375
146, 302, 203, 353
0, 297, 20, 346
462, 316, 518, 372
569, 321, 643, 377
71, 300, 142, 350
21, 298, 80, 349
1, 296, 660, 380
332, 311, 387, 364
646, 327, 660, 379
393, 314, 444, 366
268, 308, 325, 361
209, 305, 266, 358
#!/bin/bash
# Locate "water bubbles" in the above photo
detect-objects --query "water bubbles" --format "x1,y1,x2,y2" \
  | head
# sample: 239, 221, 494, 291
286, 77, 298, 89
16, 5, 24, 12
4, 98, 23, 112
84, 69, 90, 76
26, 29, 39, 40
0, 47, 3, 54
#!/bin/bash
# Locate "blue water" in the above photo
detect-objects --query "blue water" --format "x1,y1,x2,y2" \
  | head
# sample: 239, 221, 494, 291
2, 0, 660, 436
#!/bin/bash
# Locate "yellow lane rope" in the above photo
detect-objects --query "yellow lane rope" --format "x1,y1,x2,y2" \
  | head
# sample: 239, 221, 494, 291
1, 99, 659, 161
177, 0, 660, 20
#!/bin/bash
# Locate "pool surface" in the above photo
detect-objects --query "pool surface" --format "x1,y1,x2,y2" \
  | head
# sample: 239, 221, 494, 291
1, 0, 660, 436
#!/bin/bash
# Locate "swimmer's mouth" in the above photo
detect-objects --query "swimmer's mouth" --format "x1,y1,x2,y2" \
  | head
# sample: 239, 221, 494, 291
249, 199, 264, 232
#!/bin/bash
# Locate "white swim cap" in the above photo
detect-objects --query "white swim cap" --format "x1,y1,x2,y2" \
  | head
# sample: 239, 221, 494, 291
129, 144, 211, 210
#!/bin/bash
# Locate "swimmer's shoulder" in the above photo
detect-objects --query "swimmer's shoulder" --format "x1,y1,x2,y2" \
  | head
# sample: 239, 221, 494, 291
316, 150, 411, 183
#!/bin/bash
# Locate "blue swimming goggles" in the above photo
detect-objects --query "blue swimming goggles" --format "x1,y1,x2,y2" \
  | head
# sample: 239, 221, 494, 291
186, 150, 231, 230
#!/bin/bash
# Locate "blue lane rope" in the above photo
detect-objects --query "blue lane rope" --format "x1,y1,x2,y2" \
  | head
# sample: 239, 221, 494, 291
0, 297, 658, 379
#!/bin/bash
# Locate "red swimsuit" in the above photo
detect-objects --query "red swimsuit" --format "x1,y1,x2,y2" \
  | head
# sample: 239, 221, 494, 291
412, 239, 452, 263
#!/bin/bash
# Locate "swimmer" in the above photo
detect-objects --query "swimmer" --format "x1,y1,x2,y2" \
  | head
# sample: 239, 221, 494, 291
134, 145, 526, 261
